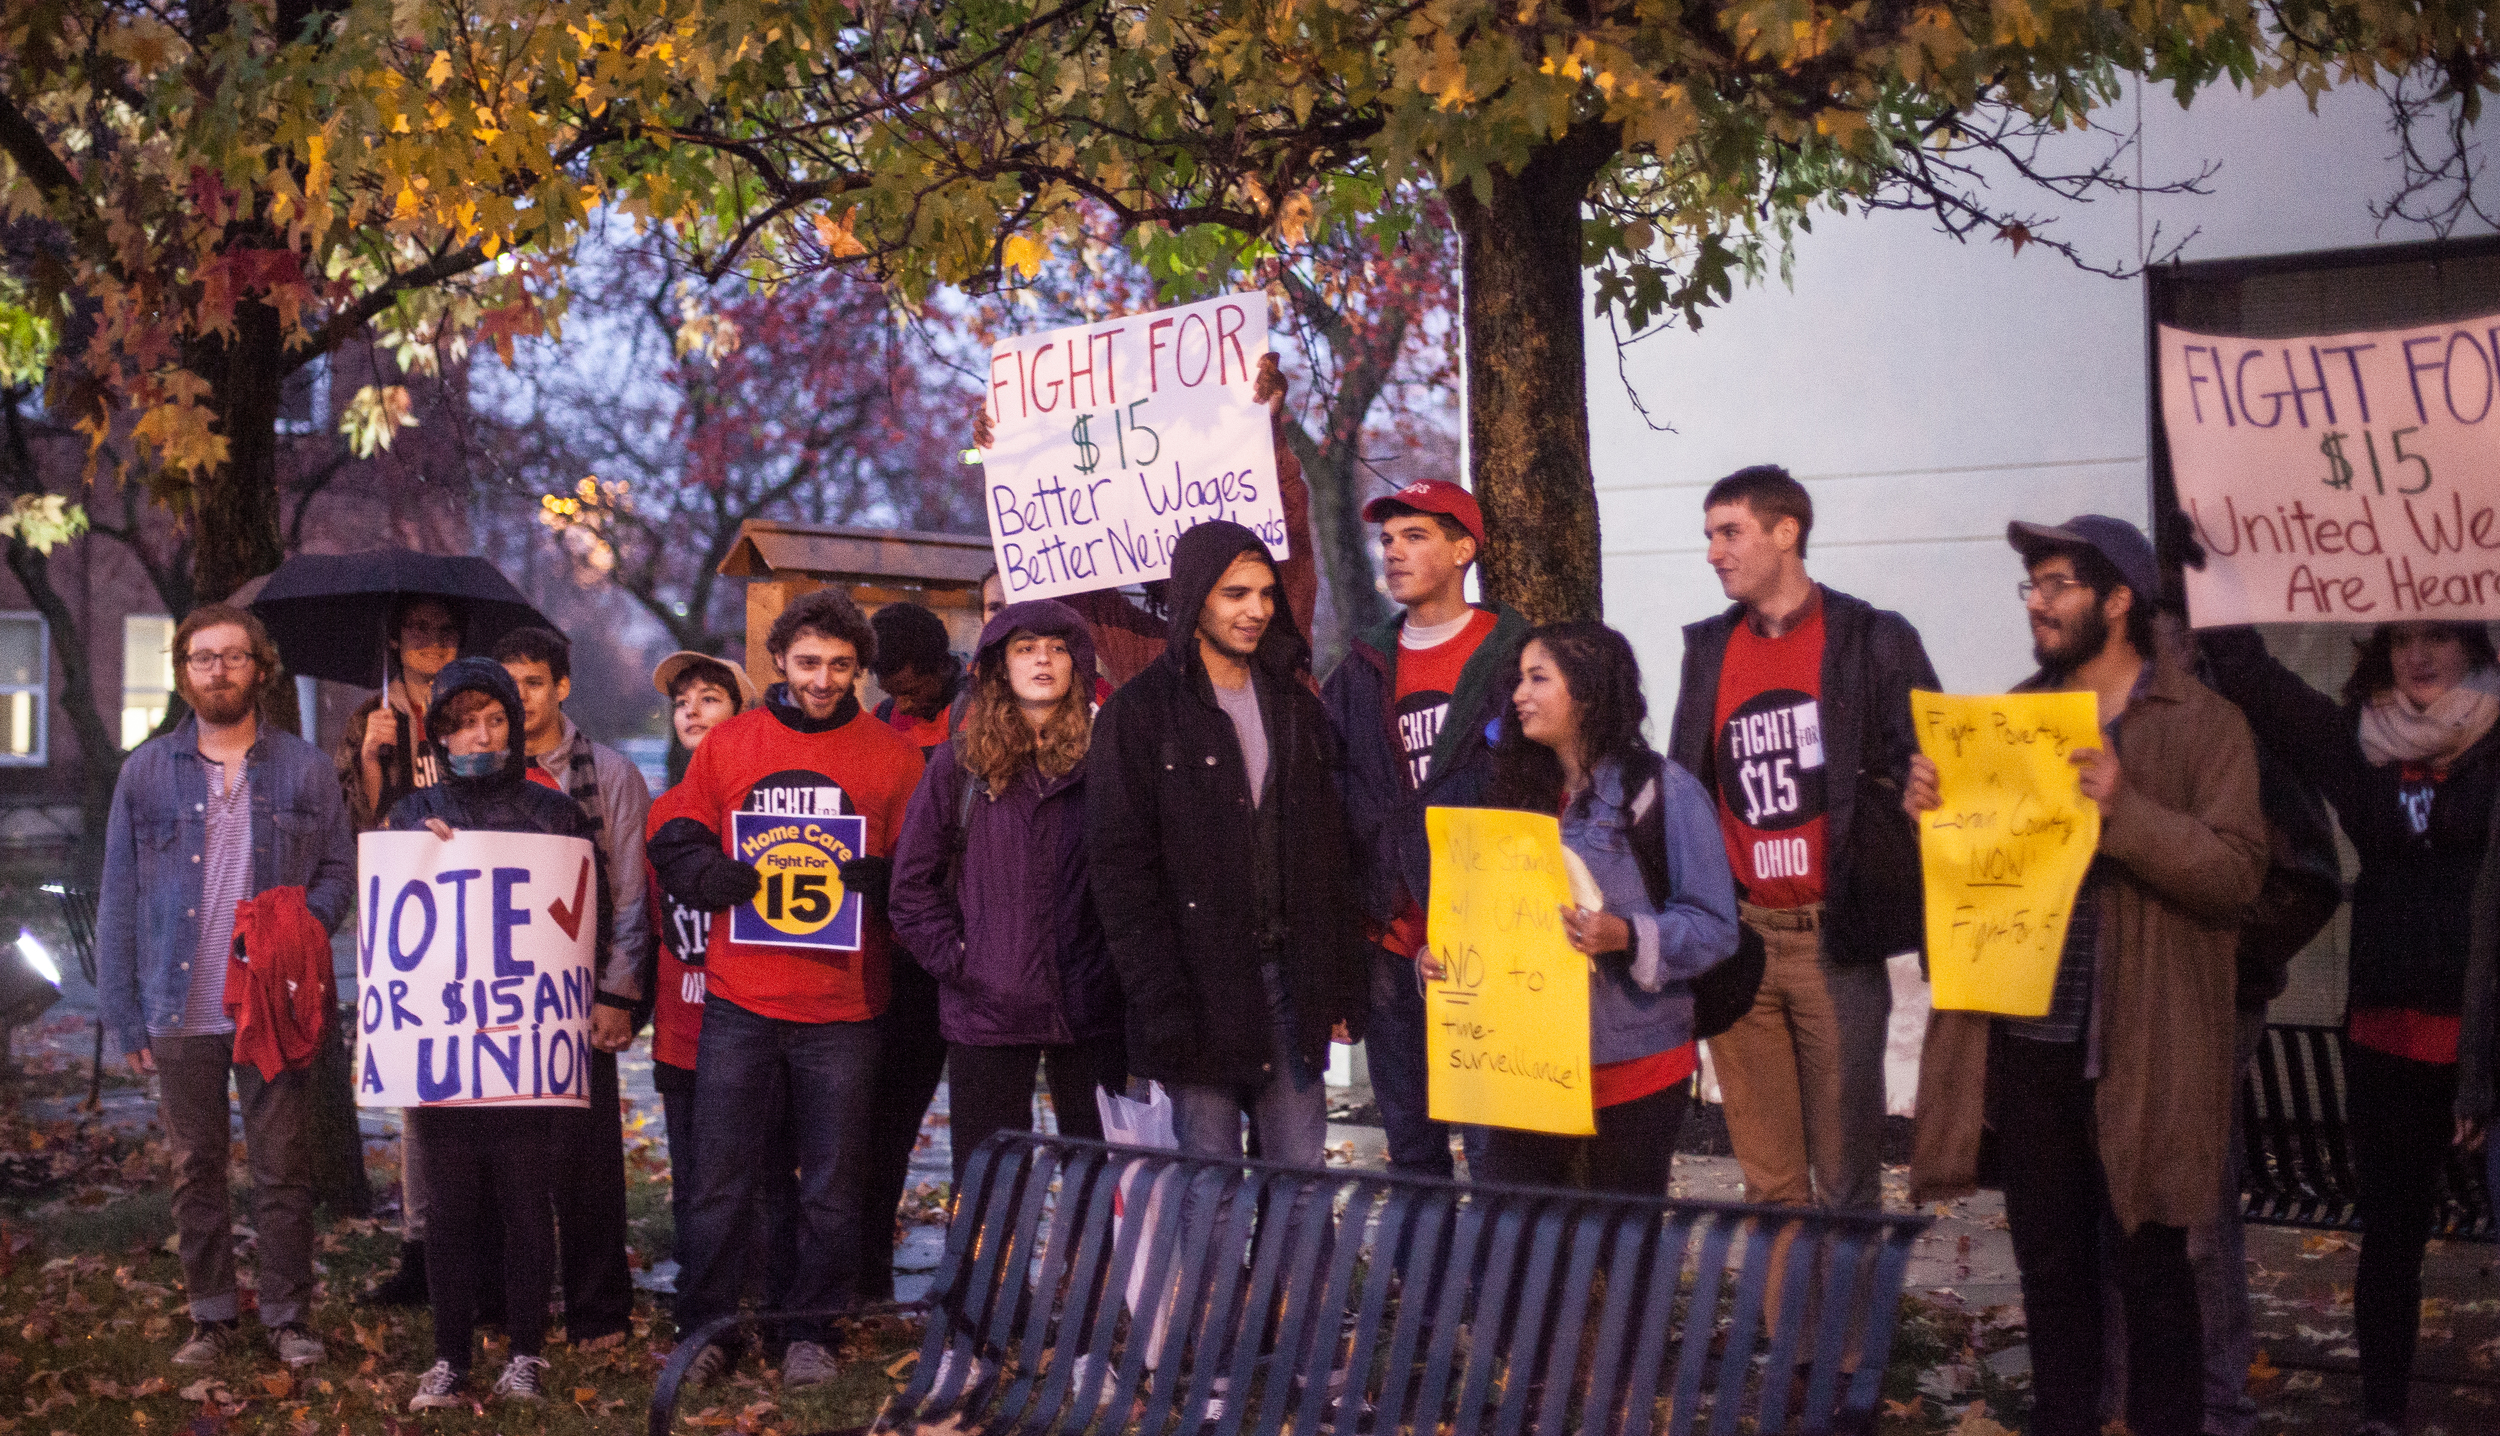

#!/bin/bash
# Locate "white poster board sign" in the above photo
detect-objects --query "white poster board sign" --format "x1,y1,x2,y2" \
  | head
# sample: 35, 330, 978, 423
981, 292, 1287, 602
354, 830, 598, 1109
2160, 316, 2500, 626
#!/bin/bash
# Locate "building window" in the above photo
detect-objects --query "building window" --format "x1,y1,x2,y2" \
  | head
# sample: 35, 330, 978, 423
123, 614, 175, 750
277, 353, 331, 437
0, 612, 46, 764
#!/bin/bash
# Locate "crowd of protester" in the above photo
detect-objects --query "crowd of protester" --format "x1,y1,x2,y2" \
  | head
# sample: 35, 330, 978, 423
84, 383, 2500, 1434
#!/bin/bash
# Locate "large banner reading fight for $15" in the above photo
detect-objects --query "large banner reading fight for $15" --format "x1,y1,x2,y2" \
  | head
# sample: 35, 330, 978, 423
982, 293, 1290, 602
2160, 314, 2500, 625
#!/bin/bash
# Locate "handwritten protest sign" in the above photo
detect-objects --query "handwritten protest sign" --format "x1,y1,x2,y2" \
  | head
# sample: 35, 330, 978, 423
1911, 691, 2103, 1017
981, 293, 1288, 603
1424, 807, 1595, 1136
355, 830, 598, 1109
728, 807, 865, 951
2160, 316, 2500, 626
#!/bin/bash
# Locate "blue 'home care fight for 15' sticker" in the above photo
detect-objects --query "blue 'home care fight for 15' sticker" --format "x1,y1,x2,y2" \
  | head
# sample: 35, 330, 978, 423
729, 778, 865, 951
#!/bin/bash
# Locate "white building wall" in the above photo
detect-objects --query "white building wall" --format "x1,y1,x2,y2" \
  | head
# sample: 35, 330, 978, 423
1590, 81, 2498, 696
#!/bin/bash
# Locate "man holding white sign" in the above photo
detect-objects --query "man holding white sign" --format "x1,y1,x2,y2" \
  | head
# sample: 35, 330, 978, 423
374, 657, 610, 1409
646, 588, 925, 1390
1907, 517, 2264, 1436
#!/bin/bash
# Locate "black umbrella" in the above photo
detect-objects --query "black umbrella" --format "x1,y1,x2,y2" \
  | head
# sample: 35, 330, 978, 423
249, 549, 553, 689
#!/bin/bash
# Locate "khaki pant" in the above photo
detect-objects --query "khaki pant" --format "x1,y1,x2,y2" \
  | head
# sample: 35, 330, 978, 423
1706, 906, 1891, 1209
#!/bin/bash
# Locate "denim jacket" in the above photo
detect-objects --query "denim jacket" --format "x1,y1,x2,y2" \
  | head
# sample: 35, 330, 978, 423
1565, 756, 1740, 1066
96, 717, 357, 1056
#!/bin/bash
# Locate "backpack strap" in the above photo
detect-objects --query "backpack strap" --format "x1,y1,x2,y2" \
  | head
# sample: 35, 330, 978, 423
947, 761, 983, 895
1625, 751, 1673, 912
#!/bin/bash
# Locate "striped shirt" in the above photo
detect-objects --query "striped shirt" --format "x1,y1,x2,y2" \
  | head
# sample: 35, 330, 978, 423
162, 760, 252, 1038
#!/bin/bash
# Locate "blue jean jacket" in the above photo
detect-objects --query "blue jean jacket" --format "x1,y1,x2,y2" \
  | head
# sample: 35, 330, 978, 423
95, 717, 357, 1056
1566, 756, 1741, 1066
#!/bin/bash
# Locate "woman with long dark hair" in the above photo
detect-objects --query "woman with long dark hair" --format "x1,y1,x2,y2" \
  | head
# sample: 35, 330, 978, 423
1452, 621, 1739, 1192
890, 600, 1125, 1188
2203, 619, 2500, 1436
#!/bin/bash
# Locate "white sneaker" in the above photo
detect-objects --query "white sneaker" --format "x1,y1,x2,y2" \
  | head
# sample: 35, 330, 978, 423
408, 1360, 464, 1411
927, 1345, 991, 1399
782, 1339, 839, 1389
491, 1353, 549, 1402
1069, 1352, 1119, 1409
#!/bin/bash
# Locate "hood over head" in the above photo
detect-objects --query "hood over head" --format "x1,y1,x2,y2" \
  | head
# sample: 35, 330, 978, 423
1163, 520, 1307, 682
424, 654, 528, 784
977, 599, 1099, 687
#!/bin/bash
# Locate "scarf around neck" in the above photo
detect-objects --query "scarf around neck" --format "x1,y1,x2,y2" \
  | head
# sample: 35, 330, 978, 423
2358, 667, 2500, 769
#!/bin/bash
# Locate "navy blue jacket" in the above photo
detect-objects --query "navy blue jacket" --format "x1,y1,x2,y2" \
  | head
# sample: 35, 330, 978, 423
1319, 603, 1530, 936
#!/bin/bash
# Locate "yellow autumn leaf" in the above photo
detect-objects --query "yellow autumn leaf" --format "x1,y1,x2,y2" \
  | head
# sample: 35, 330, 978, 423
1001, 232, 1048, 278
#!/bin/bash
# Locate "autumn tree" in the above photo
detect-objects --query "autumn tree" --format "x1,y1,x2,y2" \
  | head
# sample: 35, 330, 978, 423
677, 0, 2499, 622
495, 245, 981, 659
0, 0, 817, 599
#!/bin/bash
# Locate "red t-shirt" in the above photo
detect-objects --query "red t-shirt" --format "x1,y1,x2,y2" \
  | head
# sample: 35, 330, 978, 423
645, 783, 711, 1070
661, 702, 925, 1024
2347, 1007, 2461, 1065
1711, 603, 1829, 909
1592, 1043, 1696, 1109
1380, 610, 1501, 958
881, 703, 952, 752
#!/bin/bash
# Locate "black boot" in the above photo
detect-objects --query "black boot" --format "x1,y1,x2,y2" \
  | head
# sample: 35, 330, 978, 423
362, 1239, 428, 1306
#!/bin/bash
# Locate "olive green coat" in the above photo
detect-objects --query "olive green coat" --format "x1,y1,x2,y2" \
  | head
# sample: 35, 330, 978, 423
1910, 655, 2266, 1234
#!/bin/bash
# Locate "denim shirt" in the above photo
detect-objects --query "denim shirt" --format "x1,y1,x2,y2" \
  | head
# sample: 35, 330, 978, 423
96, 716, 357, 1056
1564, 756, 1742, 1066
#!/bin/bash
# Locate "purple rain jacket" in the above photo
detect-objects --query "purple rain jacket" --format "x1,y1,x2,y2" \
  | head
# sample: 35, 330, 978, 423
888, 601, 1120, 1048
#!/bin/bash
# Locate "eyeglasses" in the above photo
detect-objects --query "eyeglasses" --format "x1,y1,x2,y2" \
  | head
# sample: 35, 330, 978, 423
183, 651, 259, 674
2016, 575, 2085, 603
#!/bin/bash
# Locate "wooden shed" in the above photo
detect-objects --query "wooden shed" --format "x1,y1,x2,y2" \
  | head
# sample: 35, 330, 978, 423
718, 520, 993, 673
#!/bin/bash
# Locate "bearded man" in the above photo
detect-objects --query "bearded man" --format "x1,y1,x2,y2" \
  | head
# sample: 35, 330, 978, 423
95, 603, 356, 1374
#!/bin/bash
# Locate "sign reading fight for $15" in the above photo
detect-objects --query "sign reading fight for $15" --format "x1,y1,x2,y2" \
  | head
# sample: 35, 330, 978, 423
2161, 314, 2500, 625
982, 293, 1289, 603
355, 830, 598, 1109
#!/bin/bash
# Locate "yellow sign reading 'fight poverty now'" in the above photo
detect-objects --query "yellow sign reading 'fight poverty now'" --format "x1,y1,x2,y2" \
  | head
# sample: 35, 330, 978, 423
1912, 690, 2103, 1017
1423, 807, 1595, 1136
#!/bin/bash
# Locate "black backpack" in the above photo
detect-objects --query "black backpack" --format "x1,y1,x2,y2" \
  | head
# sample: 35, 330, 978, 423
1619, 752, 1766, 1040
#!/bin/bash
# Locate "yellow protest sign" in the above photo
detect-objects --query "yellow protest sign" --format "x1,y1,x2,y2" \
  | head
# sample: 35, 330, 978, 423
1423, 807, 1595, 1136
1911, 690, 2104, 1017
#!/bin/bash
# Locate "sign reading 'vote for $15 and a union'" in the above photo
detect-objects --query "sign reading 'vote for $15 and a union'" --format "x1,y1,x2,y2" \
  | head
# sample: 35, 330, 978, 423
981, 293, 1290, 603
355, 830, 597, 1109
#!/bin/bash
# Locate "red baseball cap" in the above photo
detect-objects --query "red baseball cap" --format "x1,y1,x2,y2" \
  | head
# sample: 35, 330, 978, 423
1362, 480, 1484, 547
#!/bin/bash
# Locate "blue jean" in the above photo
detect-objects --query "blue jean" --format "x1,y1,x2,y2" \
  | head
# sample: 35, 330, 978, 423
1167, 1013, 1332, 1376
676, 994, 880, 1348
1367, 945, 1454, 1176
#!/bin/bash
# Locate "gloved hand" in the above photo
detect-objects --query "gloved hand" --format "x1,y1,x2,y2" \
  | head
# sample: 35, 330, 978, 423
694, 856, 761, 911
838, 855, 893, 914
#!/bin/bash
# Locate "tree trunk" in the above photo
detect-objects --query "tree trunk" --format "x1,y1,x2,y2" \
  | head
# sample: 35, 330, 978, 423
188, 300, 288, 603
1288, 419, 1394, 670
1447, 126, 1617, 624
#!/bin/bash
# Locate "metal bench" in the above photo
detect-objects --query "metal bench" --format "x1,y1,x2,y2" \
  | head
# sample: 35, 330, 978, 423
2240, 1023, 2493, 1240
651, 1132, 1930, 1435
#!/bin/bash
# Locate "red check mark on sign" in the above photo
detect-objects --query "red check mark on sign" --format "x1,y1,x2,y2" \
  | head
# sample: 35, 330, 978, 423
548, 857, 591, 941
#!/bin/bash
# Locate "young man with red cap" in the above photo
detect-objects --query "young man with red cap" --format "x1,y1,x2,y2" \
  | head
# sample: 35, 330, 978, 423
1319, 479, 1529, 1176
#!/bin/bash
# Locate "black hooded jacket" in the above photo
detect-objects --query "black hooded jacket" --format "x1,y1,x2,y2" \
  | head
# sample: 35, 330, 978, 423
385, 657, 614, 970
1087, 522, 1365, 1087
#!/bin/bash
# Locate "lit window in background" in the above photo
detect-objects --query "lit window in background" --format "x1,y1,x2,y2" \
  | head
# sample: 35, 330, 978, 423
123, 614, 176, 749
0, 613, 44, 763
